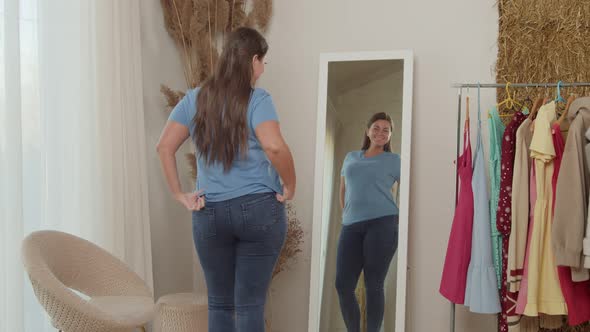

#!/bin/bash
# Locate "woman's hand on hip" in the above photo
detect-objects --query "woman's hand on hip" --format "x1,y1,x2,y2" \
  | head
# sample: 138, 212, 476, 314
276, 185, 295, 203
175, 190, 206, 211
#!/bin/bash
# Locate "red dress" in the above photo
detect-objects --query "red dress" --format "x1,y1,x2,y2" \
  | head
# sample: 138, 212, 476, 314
440, 120, 474, 304
496, 111, 528, 332
552, 122, 590, 326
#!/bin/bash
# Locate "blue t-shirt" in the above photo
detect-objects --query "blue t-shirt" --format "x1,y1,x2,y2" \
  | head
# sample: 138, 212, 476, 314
168, 87, 282, 202
341, 150, 401, 225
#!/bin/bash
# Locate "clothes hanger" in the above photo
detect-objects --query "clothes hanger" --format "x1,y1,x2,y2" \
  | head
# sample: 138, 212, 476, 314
554, 81, 566, 104
521, 86, 533, 114
497, 82, 523, 111
528, 95, 544, 121
466, 86, 475, 123
556, 93, 576, 127
497, 88, 532, 120
466, 94, 470, 123
527, 83, 546, 121
553, 81, 566, 119
542, 82, 551, 104
548, 81, 567, 124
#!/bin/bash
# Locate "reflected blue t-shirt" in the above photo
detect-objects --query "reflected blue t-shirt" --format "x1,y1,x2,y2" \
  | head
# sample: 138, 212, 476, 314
168, 88, 282, 202
341, 150, 401, 225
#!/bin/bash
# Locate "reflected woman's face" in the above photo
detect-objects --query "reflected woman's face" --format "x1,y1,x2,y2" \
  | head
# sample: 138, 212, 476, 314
366, 119, 393, 148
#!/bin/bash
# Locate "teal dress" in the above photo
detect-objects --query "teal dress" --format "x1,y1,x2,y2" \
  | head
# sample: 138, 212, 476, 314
488, 107, 505, 289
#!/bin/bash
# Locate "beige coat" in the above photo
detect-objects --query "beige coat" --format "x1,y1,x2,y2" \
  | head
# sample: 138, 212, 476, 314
508, 118, 533, 292
552, 97, 590, 282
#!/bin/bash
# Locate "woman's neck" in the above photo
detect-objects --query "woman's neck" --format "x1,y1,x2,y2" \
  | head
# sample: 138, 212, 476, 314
364, 146, 385, 157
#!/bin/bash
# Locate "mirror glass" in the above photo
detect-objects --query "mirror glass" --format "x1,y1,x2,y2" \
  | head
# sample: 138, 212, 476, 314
318, 59, 406, 332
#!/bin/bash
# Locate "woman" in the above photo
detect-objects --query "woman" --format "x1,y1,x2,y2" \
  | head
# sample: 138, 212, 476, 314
335, 112, 401, 332
156, 27, 296, 332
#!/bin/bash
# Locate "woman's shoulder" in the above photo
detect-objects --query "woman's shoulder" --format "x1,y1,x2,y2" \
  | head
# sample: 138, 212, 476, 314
180, 87, 200, 108
253, 87, 270, 96
387, 151, 400, 158
346, 150, 363, 158
251, 88, 272, 104
178, 88, 200, 116
186, 87, 200, 98
384, 152, 401, 162
241, 88, 273, 113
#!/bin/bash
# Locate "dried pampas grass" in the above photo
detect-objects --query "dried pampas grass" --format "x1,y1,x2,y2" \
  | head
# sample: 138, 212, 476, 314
161, 0, 273, 88
227, 0, 247, 31
161, 0, 189, 46
160, 85, 186, 112
496, 0, 590, 120
272, 201, 305, 279
249, 0, 272, 32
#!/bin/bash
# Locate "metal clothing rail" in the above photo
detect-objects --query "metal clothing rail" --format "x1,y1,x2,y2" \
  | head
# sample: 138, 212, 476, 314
448, 82, 590, 332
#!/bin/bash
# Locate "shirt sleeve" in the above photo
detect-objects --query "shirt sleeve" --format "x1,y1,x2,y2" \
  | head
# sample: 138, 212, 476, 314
251, 94, 279, 130
530, 107, 556, 162
168, 92, 192, 127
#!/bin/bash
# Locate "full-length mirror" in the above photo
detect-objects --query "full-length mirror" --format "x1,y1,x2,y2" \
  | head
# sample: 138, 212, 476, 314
308, 51, 413, 332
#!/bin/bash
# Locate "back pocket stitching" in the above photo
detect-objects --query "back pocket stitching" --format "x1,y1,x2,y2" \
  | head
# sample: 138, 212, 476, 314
242, 198, 279, 231
196, 208, 216, 239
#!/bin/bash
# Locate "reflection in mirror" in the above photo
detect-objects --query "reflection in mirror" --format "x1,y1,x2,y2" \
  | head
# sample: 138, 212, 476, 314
319, 59, 406, 332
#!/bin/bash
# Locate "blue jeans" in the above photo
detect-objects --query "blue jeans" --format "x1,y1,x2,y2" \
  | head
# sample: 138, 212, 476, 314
335, 215, 399, 332
192, 193, 286, 332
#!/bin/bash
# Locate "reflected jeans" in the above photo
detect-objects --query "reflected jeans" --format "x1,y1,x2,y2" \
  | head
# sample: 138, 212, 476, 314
335, 215, 399, 332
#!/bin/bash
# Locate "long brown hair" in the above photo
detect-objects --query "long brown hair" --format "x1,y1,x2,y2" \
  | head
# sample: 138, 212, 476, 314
361, 112, 394, 152
193, 27, 268, 171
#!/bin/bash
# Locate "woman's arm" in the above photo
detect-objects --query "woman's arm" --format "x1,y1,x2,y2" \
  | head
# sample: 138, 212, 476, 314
156, 121, 204, 210
255, 121, 296, 201
392, 181, 400, 206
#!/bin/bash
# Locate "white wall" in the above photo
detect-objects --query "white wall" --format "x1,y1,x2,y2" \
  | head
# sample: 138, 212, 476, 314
258, 1, 499, 331
139, 0, 201, 300
140, 0, 501, 331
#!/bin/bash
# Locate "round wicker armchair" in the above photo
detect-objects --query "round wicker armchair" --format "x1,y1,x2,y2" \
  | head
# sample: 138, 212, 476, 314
21, 230, 154, 332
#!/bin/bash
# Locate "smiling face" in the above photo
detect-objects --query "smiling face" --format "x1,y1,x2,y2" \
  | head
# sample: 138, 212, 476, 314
366, 119, 393, 149
361, 112, 394, 152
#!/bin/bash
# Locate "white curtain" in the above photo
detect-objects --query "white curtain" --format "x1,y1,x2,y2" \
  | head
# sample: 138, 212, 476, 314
0, 0, 153, 331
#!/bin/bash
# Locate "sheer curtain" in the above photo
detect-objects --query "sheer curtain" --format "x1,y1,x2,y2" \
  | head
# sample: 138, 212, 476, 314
1, 0, 153, 331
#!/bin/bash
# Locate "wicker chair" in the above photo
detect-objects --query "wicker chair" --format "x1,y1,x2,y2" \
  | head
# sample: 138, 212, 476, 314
21, 230, 154, 332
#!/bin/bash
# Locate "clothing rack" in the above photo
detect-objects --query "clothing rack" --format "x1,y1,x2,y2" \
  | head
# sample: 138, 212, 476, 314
448, 82, 590, 332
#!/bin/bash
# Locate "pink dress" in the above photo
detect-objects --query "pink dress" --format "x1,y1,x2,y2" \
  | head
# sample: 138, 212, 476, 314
440, 120, 474, 304
552, 122, 590, 326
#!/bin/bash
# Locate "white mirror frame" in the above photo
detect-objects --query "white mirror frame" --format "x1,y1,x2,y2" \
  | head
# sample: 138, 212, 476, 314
307, 50, 414, 332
